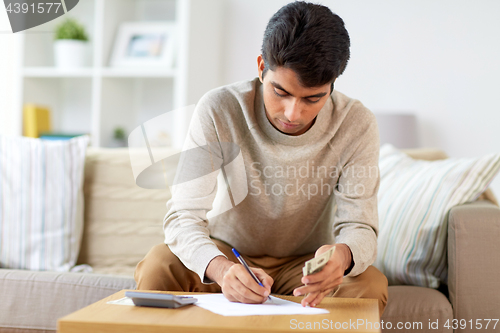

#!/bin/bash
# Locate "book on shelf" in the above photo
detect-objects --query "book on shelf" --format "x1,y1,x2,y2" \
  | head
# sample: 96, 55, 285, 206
23, 104, 52, 138
23, 103, 89, 141
39, 133, 89, 141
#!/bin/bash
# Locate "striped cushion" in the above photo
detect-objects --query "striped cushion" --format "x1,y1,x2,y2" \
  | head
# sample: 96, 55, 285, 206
375, 144, 500, 288
0, 135, 89, 271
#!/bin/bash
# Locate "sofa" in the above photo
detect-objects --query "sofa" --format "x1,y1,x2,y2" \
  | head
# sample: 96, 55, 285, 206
0, 147, 499, 333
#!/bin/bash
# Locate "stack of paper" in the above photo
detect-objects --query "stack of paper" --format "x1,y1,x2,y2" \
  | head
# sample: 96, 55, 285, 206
193, 294, 329, 316
108, 294, 329, 316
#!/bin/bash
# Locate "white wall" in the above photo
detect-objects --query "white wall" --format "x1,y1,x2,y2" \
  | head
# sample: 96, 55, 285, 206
218, 0, 500, 196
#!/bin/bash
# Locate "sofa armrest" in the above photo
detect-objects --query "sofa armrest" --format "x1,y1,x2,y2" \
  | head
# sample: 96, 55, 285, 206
448, 200, 500, 332
0, 269, 136, 331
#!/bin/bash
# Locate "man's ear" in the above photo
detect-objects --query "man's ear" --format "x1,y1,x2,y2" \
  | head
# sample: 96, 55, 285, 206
257, 55, 265, 83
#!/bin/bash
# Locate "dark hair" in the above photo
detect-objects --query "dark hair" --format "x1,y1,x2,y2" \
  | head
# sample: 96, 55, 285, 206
261, 1, 350, 88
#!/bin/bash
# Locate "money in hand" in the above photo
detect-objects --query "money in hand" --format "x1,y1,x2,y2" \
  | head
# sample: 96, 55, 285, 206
302, 246, 336, 276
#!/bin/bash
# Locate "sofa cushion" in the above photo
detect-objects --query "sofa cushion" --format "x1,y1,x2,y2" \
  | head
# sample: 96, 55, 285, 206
375, 144, 500, 288
0, 269, 135, 331
0, 135, 89, 271
382, 286, 453, 333
401, 148, 499, 206
77, 148, 170, 276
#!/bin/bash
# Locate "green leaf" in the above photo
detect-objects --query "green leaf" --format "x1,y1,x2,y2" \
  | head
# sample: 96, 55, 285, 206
54, 18, 89, 41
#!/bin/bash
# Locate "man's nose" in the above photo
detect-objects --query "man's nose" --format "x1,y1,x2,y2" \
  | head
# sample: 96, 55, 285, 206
284, 99, 301, 123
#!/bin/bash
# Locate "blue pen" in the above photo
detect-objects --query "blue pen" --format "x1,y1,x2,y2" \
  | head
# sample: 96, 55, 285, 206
232, 248, 272, 302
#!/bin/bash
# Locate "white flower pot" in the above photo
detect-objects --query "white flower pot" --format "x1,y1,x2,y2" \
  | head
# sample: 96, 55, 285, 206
54, 40, 89, 68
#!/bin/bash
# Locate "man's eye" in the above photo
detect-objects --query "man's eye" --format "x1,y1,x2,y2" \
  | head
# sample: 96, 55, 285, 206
273, 89, 287, 97
307, 97, 321, 103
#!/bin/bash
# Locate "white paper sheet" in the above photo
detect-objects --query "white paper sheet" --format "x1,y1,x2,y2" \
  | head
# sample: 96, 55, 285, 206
192, 294, 329, 316
107, 295, 329, 316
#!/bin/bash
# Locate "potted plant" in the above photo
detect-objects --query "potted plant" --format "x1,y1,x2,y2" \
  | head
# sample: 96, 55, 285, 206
110, 127, 128, 147
54, 18, 89, 68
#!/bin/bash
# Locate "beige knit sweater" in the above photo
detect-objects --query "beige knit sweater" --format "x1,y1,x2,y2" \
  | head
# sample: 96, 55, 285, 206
164, 77, 380, 283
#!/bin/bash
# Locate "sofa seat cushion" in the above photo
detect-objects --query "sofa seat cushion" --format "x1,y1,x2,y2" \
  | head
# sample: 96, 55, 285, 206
382, 286, 453, 332
0, 269, 135, 331
90, 264, 136, 277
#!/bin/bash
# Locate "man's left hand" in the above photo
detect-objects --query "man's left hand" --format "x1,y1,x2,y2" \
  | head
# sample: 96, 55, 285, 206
293, 243, 352, 307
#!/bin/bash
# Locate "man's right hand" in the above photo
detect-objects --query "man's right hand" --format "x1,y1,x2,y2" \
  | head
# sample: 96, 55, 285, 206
206, 256, 273, 304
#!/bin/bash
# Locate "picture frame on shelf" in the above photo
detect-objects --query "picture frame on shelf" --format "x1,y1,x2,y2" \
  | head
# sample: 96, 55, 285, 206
110, 22, 176, 68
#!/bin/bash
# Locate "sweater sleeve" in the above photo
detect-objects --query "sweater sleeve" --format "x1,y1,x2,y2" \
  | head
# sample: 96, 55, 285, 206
163, 91, 228, 284
333, 111, 380, 277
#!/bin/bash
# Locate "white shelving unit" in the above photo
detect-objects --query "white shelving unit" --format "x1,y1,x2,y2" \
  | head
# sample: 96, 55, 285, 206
16, 0, 224, 148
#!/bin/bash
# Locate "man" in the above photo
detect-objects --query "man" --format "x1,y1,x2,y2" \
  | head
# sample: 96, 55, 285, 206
135, 1, 388, 316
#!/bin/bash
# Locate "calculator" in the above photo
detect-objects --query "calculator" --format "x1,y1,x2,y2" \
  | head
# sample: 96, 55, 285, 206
125, 291, 198, 308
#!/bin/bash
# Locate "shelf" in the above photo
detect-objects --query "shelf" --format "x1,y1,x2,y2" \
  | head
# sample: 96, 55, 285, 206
23, 67, 95, 78
101, 67, 178, 78
16, 0, 222, 148
23, 77, 93, 135
23, 67, 178, 78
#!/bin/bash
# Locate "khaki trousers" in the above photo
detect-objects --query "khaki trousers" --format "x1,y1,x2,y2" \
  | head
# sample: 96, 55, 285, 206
134, 239, 388, 317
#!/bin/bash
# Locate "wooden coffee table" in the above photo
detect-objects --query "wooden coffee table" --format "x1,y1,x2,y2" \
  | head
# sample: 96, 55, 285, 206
57, 290, 381, 333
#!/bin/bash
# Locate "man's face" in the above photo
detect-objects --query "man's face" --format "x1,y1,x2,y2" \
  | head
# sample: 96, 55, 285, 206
257, 55, 333, 136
